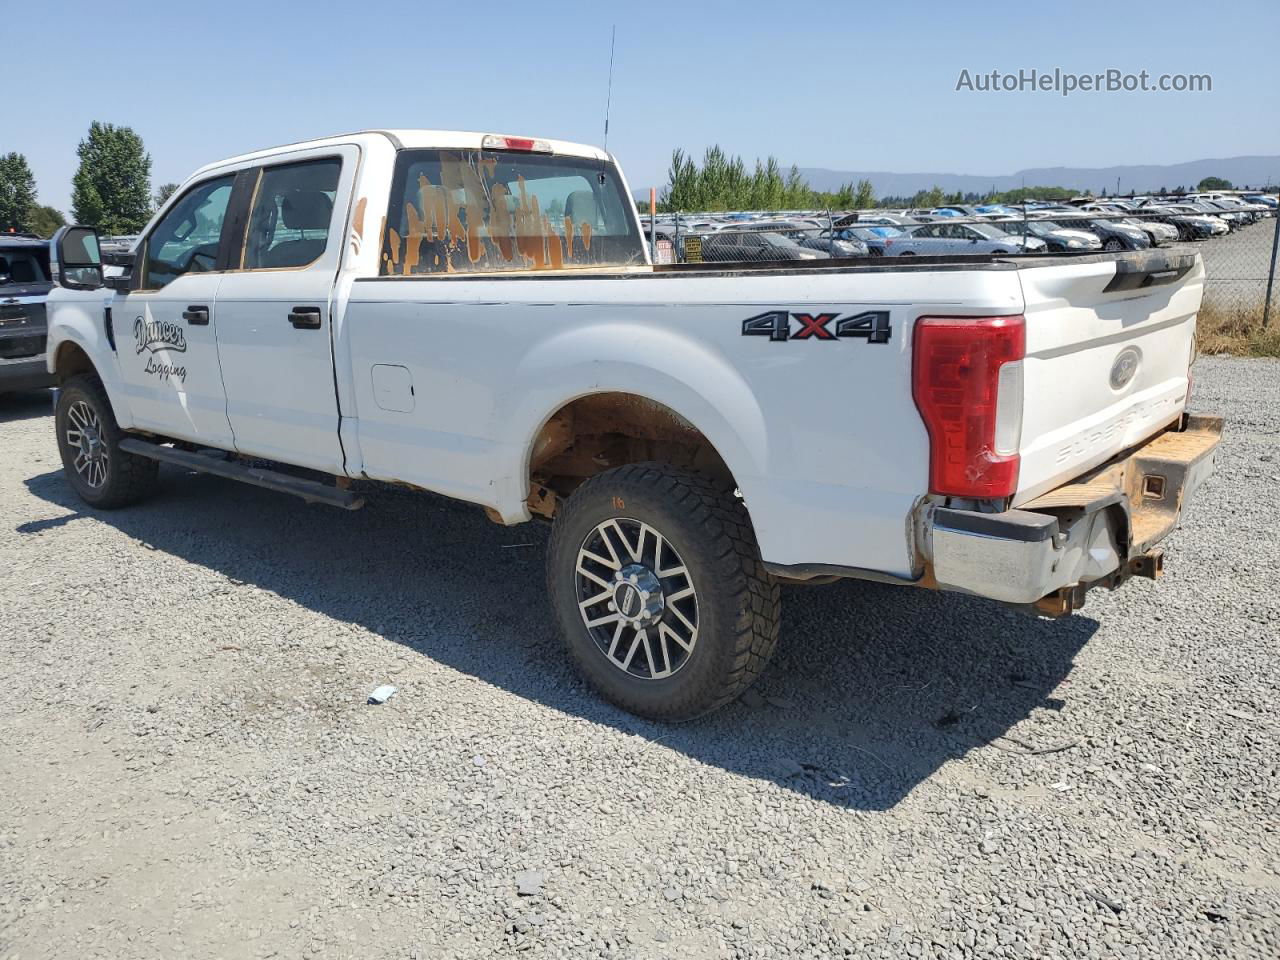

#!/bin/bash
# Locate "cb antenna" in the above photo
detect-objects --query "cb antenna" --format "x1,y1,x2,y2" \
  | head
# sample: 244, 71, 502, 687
597, 25, 616, 185
602, 25, 616, 157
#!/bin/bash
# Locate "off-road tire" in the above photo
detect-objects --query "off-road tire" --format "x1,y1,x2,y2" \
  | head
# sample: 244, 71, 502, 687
547, 463, 781, 721
55, 374, 159, 508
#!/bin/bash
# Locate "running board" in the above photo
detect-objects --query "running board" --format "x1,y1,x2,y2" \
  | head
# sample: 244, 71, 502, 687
118, 438, 365, 510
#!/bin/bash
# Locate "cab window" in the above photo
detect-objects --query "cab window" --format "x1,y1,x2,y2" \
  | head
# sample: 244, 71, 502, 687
381, 148, 644, 275
242, 158, 341, 270
139, 176, 234, 290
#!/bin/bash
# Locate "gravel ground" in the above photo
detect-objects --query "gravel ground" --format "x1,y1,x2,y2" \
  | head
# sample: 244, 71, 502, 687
1, 356, 1277, 960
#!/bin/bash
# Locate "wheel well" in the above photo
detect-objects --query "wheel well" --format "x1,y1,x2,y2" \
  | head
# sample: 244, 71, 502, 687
525, 393, 736, 518
53, 341, 97, 384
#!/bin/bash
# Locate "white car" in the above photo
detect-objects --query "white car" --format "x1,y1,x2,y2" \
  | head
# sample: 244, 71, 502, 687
883, 221, 1047, 255
45, 129, 1221, 720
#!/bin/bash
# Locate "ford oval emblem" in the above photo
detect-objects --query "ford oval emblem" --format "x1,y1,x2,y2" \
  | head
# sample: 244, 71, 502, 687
1110, 346, 1142, 390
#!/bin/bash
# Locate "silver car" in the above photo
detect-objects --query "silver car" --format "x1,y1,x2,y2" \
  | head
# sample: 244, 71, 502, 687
883, 221, 1047, 256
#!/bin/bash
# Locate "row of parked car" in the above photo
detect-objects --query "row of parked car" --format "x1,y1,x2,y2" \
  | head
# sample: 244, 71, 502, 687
643, 191, 1277, 262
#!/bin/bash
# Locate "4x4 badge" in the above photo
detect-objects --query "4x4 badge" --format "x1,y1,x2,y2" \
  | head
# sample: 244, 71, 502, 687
741, 310, 891, 344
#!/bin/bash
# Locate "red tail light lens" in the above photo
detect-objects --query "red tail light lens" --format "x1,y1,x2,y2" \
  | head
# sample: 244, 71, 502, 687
912, 315, 1026, 498
481, 134, 553, 153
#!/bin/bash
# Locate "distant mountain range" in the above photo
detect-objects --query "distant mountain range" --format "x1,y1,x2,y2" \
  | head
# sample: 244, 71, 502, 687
798, 156, 1280, 198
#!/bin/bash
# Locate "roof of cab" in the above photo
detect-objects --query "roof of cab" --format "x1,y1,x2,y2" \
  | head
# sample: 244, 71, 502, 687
189, 129, 610, 180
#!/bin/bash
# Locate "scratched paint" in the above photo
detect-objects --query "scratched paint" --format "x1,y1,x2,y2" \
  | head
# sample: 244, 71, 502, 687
380, 150, 628, 276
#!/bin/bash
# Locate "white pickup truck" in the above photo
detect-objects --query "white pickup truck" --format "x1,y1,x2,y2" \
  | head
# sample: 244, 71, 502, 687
45, 129, 1222, 720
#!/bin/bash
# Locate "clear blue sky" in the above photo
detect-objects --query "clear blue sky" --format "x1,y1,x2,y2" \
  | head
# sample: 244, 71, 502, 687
7, 0, 1278, 213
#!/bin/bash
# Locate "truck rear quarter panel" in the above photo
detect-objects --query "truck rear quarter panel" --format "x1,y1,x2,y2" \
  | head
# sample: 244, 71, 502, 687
341, 266, 1027, 576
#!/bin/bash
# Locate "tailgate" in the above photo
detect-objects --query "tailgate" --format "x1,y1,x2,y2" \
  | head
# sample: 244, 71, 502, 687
1013, 250, 1202, 505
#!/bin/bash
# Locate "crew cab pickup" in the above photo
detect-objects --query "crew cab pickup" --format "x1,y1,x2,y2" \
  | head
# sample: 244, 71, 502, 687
45, 130, 1222, 720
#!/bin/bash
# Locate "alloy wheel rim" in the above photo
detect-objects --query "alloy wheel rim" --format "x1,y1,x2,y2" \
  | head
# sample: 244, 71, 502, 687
65, 399, 109, 489
575, 518, 699, 680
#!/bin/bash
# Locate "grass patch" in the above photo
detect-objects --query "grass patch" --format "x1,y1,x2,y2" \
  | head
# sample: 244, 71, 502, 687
1197, 302, 1280, 358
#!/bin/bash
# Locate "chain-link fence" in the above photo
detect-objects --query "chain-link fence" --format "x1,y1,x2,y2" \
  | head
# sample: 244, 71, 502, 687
643, 197, 1280, 338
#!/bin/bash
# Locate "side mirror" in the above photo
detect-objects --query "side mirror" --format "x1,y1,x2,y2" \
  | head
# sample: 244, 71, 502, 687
52, 225, 104, 290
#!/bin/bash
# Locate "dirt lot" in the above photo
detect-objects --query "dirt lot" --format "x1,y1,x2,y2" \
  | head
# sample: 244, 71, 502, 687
1, 357, 1278, 960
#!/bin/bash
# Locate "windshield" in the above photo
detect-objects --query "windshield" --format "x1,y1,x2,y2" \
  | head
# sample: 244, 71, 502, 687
0, 247, 49, 284
969, 223, 1010, 240
382, 149, 644, 274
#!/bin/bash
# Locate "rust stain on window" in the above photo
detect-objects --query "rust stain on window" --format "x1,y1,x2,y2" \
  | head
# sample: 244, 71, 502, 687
380, 149, 632, 276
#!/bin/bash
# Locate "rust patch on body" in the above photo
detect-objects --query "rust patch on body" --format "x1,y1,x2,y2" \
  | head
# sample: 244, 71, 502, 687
350, 197, 368, 255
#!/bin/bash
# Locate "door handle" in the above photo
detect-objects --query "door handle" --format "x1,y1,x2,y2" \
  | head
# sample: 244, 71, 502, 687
183, 305, 210, 325
288, 306, 323, 329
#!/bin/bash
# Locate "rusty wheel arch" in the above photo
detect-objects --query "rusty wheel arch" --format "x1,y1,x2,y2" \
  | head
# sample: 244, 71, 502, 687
523, 392, 738, 520
53, 341, 98, 384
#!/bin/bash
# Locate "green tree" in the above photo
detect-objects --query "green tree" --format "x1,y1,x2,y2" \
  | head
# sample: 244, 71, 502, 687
71, 121, 152, 234
0, 152, 38, 233
28, 205, 66, 239
1197, 176, 1233, 191
912, 185, 945, 208
153, 181, 179, 210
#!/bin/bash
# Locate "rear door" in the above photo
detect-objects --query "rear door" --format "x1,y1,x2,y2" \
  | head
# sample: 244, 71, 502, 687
112, 175, 237, 445
212, 147, 357, 473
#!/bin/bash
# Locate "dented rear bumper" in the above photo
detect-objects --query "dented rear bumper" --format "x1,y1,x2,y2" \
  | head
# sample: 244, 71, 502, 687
926, 413, 1223, 613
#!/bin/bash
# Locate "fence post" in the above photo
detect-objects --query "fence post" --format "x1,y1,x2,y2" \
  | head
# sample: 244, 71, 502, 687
649, 188, 657, 263
1263, 194, 1280, 329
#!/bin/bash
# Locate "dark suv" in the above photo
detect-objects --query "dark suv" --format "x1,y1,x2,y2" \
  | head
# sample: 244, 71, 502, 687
0, 234, 55, 394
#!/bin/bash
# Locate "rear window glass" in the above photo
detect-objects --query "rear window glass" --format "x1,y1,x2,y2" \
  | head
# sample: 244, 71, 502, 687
381, 149, 644, 275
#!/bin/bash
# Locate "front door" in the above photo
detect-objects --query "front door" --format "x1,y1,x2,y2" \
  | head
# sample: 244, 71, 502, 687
212, 150, 354, 473
114, 175, 237, 446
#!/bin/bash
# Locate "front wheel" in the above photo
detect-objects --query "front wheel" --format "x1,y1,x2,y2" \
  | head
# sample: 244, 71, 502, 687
547, 463, 780, 721
56, 374, 158, 508
1103, 237, 1125, 252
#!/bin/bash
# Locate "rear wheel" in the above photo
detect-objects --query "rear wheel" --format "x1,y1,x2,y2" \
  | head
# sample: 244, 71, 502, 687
1103, 237, 1125, 252
547, 463, 780, 721
55, 374, 158, 508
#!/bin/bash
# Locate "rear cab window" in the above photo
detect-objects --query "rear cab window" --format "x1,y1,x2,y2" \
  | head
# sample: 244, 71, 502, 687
381, 148, 644, 275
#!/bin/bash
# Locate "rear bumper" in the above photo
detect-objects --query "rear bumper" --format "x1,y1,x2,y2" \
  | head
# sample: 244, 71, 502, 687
927, 413, 1223, 611
0, 355, 55, 392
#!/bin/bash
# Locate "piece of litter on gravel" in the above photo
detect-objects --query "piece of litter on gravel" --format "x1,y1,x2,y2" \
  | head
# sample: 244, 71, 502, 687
515, 870, 545, 896
472, 754, 487, 768
367, 684, 398, 705
1083, 889, 1124, 914
500, 542, 536, 549
1049, 781, 1074, 792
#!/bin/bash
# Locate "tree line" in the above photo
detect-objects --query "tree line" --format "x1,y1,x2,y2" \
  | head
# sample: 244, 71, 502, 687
1, 122, 179, 238
659, 146, 875, 212
657, 146, 1258, 212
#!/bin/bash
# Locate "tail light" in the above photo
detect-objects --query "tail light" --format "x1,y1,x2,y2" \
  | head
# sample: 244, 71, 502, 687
912, 315, 1026, 499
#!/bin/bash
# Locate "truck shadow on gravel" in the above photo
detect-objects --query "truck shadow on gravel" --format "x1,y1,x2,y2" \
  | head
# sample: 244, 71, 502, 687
23, 467, 1098, 811
0, 390, 52, 423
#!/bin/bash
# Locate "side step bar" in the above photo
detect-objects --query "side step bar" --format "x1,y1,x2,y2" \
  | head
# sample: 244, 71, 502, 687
118, 438, 365, 510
